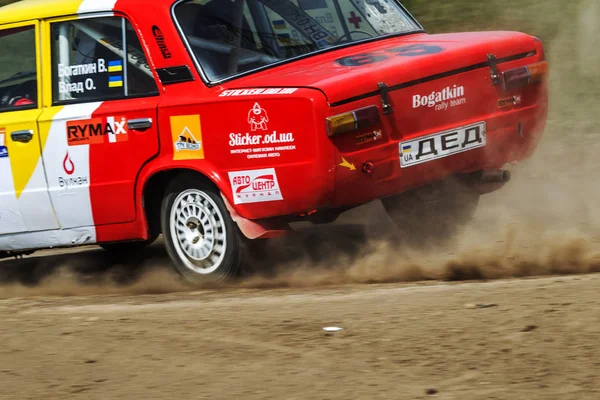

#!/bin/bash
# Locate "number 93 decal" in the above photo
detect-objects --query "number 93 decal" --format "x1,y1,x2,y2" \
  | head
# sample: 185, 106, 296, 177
335, 44, 445, 67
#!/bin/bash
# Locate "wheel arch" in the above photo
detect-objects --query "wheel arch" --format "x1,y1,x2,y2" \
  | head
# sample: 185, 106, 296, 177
139, 164, 292, 241
140, 166, 231, 238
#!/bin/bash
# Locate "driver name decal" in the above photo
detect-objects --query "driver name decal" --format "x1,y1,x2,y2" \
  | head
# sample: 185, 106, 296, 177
56, 58, 129, 95
57, 59, 107, 95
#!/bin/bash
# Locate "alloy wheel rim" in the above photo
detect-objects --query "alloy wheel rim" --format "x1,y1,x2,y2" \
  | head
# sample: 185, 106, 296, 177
169, 189, 227, 275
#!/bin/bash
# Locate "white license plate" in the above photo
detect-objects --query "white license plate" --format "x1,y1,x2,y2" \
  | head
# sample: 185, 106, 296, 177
399, 121, 486, 168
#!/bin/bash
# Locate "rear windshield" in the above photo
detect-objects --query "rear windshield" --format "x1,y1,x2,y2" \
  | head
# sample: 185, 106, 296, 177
173, 0, 421, 82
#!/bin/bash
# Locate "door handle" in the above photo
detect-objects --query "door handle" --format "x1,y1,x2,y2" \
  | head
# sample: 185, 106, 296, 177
11, 130, 34, 143
127, 118, 153, 131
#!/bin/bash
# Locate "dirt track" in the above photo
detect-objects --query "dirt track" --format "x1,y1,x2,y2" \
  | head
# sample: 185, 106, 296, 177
0, 261, 599, 400
3, 0, 600, 397
2, 146, 600, 399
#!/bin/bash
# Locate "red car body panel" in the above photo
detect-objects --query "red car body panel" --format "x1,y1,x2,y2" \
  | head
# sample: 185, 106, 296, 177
229, 31, 541, 103
0, 0, 549, 249
92, 0, 548, 243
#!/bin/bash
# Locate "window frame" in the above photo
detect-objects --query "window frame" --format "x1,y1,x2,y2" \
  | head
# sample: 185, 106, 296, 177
170, 0, 426, 87
42, 12, 162, 108
0, 19, 42, 114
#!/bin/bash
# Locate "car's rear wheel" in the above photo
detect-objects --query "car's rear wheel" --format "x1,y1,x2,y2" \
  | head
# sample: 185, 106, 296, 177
381, 176, 480, 247
161, 175, 243, 284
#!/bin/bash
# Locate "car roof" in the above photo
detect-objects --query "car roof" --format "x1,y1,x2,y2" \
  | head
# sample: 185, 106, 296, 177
0, 0, 174, 26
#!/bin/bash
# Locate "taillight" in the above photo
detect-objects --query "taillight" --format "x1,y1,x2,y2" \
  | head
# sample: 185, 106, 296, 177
326, 105, 381, 137
503, 61, 549, 90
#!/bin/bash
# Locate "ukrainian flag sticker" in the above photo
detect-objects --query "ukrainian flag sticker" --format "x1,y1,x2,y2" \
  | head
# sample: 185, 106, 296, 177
108, 60, 123, 72
109, 75, 124, 88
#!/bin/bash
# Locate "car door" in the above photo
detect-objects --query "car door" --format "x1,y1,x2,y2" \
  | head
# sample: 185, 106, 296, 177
0, 20, 60, 236
38, 14, 161, 232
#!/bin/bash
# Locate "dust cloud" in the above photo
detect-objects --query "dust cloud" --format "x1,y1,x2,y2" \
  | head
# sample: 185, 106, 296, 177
235, 0, 600, 289
1, 1, 599, 297
0, 251, 193, 299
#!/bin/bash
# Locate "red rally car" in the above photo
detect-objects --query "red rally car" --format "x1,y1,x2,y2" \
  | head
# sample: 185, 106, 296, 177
0, 0, 548, 283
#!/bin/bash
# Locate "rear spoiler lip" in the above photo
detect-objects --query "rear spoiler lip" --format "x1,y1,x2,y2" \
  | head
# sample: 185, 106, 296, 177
329, 49, 537, 108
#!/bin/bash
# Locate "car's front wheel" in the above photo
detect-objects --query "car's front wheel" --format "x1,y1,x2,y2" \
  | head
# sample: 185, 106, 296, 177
161, 175, 243, 284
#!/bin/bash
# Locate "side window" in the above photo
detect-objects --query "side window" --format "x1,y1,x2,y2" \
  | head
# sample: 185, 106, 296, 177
0, 25, 38, 112
175, 0, 274, 81
51, 16, 159, 104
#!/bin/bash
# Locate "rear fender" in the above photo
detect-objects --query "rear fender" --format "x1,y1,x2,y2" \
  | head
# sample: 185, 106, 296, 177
221, 194, 291, 239
136, 158, 286, 240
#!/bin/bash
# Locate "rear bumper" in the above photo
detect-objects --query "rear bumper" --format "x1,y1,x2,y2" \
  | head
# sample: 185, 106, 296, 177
331, 102, 547, 208
228, 85, 547, 222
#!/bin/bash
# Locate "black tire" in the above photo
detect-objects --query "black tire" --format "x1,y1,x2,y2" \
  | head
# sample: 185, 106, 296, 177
381, 176, 480, 247
160, 174, 243, 284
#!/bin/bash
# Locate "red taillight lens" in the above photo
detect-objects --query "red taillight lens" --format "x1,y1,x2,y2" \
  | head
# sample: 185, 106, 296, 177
326, 105, 381, 137
503, 67, 530, 90
503, 61, 548, 90
354, 106, 380, 130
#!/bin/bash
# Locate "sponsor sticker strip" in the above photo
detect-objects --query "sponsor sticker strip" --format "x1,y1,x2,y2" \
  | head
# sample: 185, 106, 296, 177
219, 88, 298, 97
400, 121, 486, 168
498, 95, 522, 108
356, 129, 383, 145
67, 116, 129, 145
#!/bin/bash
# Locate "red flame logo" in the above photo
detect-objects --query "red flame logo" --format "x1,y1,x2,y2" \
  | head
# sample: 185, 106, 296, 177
63, 152, 75, 175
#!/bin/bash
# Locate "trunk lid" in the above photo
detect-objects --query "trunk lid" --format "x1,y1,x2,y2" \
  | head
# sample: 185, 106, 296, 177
224, 31, 538, 106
